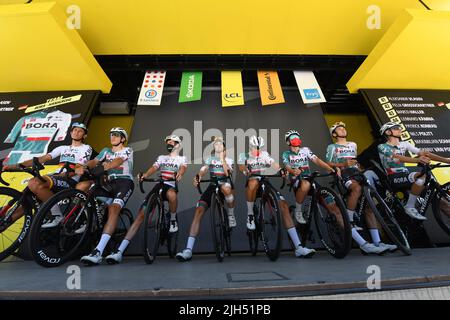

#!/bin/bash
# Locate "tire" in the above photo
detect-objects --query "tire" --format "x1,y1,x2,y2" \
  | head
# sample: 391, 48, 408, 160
166, 218, 178, 258
143, 194, 161, 264
210, 194, 225, 262
313, 186, 352, 259
29, 189, 93, 267
365, 185, 412, 255
0, 187, 33, 262
432, 182, 450, 236
106, 207, 134, 254
259, 188, 282, 261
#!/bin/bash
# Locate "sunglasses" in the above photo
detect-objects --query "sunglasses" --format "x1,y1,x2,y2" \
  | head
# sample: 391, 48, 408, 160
110, 132, 122, 137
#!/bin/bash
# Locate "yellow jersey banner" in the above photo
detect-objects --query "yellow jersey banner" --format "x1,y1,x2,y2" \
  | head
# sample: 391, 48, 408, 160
257, 71, 285, 106
221, 71, 244, 107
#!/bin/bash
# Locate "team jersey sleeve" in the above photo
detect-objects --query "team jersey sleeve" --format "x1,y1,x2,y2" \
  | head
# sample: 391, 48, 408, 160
282, 151, 290, 166
4, 115, 26, 144
85, 145, 93, 161
237, 153, 247, 165
325, 145, 335, 163
378, 144, 393, 158
153, 156, 162, 169
48, 146, 65, 160
306, 147, 318, 160
226, 158, 234, 172
265, 152, 275, 165
95, 148, 109, 162
54, 112, 72, 142
204, 157, 211, 166
117, 148, 132, 162
180, 156, 188, 167
404, 142, 420, 155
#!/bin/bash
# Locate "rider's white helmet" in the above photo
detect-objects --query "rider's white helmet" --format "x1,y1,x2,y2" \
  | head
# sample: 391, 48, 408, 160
165, 134, 182, 144
110, 127, 128, 141
379, 122, 401, 136
249, 136, 265, 149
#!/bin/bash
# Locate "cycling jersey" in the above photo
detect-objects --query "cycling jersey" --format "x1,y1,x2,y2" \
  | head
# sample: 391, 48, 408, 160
95, 147, 134, 180
378, 141, 420, 174
282, 147, 317, 177
153, 155, 188, 187
238, 151, 274, 175
48, 144, 93, 180
3, 110, 72, 165
205, 156, 233, 178
326, 142, 358, 169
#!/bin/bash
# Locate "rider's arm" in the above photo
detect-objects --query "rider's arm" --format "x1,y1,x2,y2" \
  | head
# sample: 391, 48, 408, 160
312, 157, 335, 173
198, 165, 209, 179
19, 154, 52, 168
103, 158, 124, 171
177, 164, 187, 179
271, 161, 281, 171
393, 154, 424, 164
85, 158, 100, 169
419, 151, 450, 164
142, 165, 158, 179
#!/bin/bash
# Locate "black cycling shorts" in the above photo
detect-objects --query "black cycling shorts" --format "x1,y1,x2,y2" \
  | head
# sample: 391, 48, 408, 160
387, 169, 417, 191
140, 183, 177, 210
341, 167, 364, 189
48, 175, 77, 193
95, 178, 134, 208
196, 184, 216, 209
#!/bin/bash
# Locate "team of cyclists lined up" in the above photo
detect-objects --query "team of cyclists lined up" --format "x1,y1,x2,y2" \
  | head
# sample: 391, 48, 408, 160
1, 121, 449, 267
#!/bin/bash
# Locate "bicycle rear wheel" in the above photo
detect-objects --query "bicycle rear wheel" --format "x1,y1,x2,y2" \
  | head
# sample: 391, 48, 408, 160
29, 189, 93, 267
432, 182, 450, 236
259, 189, 282, 261
314, 186, 352, 259
106, 207, 134, 254
143, 194, 161, 264
210, 194, 225, 262
365, 185, 411, 255
0, 187, 33, 262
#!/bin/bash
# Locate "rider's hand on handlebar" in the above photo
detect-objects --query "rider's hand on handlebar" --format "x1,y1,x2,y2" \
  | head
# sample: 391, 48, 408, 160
137, 172, 146, 182
193, 175, 200, 187
74, 166, 85, 176
346, 159, 358, 167
418, 156, 431, 165
292, 168, 302, 176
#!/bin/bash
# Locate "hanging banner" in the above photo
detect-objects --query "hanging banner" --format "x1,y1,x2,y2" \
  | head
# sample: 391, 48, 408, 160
257, 71, 285, 106
221, 71, 245, 107
179, 71, 202, 103
137, 71, 166, 106
294, 70, 326, 104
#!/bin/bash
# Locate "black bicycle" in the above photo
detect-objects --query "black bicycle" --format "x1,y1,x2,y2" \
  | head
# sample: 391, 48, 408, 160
290, 171, 352, 259
334, 170, 411, 255
246, 172, 285, 261
0, 158, 47, 262
29, 165, 133, 267
196, 173, 234, 262
139, 174, 178, 264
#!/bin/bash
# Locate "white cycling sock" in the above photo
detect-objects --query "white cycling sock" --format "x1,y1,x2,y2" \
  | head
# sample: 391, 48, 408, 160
95, 233, 111, 255
406, 194, 418, 208
347, 209, 356, 222
351, 228, 367, 246
170, 212, 177, 221
118, 239, 130, 253
50, 205, 63, 217
369, 229, 381, 246
295, 202, 303, 213
247, 202, 254, 215
287, 227, 301, 247
186, 236, 196, 251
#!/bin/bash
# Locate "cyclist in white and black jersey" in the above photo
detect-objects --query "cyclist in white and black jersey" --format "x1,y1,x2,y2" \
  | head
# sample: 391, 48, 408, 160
78, 127, 135, 266
1, 122, 92, 227
176, 137, 236, 262
238, 136, 316, 258
104, 134, 187, 264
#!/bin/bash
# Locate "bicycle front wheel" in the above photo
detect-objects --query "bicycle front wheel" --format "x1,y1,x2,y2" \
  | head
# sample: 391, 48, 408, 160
313, 186, 352, 259
0, 187, 33, 262
143, 194, 161, 264
432, 182, 450, 236
259, 189, 282, 261
210, 194, 225, 262
365, 185, 411, 255
29, 189, 93, 267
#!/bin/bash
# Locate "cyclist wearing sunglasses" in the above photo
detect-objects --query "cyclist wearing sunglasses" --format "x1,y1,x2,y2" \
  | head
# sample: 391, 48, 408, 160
378, 122, 450, 221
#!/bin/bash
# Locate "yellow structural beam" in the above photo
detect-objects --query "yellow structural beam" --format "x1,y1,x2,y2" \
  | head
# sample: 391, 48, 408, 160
347, 9, 450, 93
0, 2, 112, 93
423, 0, 450, 10
25, 0, 424, 55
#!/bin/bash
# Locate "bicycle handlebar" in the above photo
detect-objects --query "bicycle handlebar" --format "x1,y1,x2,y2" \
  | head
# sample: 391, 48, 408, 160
0, 157, 46, 186
195, 173, 234, 194
416, 163, 450, 179
138, 172, 178, 194
248, 170, 286, 190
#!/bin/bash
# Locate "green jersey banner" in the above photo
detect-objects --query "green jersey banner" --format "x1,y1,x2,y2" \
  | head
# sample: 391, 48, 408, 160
179, 72, 202, 103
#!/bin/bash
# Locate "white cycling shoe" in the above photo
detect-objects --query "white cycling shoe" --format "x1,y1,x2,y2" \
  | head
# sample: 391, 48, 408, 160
41, 215, 63, 229
169, 220, 179, 233
360, 242, 388, 255
295, 245, 316, 258
404, 206, 427, 221
295, 210, 307, 224
246, 215, 256, 230
176, 248, 192, 262
81, 249, 102, 265
106, 250, 123, 264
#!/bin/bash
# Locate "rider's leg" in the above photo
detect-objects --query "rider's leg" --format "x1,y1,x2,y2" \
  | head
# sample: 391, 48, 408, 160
186, 205, 206, 252
221, 184, 236, 227
364, 208, 381, 245
294, 180, 311, 223
95, 202, 122, 255
245, 179, 259, 230
28, 176, 54, 202
346, 180, 362, 224
75, 180, 93, 192
166, 189, 178, 220
115, 207, 145, 254
406, 172, 426, 209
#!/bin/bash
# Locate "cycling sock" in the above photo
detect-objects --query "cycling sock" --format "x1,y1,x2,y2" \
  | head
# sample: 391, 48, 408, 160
117, 239, 130, 253
187, 236, 196, 251
96, 233, 111, 255
227, 207, 235, 216
50, 205, 63, 217
295, 202, 303, 213
170, 212, 177, 221
287, 227, 301, 247
347, 209, 356, 222
369, 229, 381, 246
351, 228, 367, 246
406, 194, 418, 208
247, 202, 254, 215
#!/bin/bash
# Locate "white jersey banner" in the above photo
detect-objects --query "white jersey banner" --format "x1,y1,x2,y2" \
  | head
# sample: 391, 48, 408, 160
293, 70, 326, 104
137, 71, 166, 106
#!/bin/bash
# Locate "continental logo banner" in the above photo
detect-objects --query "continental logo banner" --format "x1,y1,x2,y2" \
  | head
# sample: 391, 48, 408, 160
257, 71, 285, 106
221, 71, 244, 107
179, 72, 202, 103
25, 95, 82, 113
